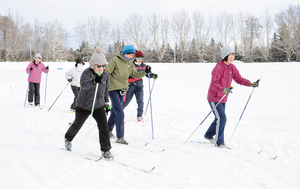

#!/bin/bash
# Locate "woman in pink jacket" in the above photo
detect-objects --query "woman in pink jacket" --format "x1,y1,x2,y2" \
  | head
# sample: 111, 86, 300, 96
204, 46, 259, 148
26, 53, 49, 107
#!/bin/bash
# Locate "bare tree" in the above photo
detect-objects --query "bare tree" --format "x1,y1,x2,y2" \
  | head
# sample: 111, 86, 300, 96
215, 12, 234, 46
76, 16, 111, 52
111, 24, 124, 53
245, 15, 262, 62
31, 19, 45, 60
236, 13, 261, 62
258, 10, 273, 62
192, 11, 213, 62
274, 6, 299, 62
0, 10, 31, 61
147, 13, 169, 62
122, 14, 148, 52
44, 20, 69, 61
0, 15, 11, 61
172, 10, 191, 62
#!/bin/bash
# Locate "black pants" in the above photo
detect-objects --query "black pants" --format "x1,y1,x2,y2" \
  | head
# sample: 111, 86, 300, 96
65, 107, 111, 152
28, 82, 40, 106
70, 86, 80, 110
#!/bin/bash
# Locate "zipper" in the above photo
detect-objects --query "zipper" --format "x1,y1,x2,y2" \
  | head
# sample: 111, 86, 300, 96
226, 65, 230, 88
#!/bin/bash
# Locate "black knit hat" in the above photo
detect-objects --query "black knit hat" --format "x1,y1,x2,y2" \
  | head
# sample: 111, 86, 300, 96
75, 58, 85, 67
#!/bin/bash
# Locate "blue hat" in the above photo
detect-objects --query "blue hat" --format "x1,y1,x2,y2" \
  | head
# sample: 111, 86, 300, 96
122, 45, 136, 54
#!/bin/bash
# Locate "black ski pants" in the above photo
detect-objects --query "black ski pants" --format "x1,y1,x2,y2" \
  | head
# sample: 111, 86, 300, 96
65, 107, 111, 152
28, 82, 40, 106
70, 85, 80, 110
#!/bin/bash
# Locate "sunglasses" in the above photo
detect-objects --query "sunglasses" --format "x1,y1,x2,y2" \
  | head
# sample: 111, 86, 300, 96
137, 57, 144, 60
96, 64, 106, 68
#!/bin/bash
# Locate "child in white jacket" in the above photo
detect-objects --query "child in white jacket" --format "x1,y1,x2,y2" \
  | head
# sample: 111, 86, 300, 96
65, 58, 85, 111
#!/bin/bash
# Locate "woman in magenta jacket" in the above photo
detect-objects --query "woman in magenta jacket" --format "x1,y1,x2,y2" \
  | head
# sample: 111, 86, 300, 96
26, 53, 49, 106
204, 45, 259, 148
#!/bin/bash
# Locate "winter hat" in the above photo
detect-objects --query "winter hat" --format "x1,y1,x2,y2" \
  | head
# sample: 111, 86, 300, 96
89, 47, 107, 69
34, 53, 42, 59
122, 45, 136, 54
221, 45, 234, 60
75, 58, 85, 67
135, 50, 144, 57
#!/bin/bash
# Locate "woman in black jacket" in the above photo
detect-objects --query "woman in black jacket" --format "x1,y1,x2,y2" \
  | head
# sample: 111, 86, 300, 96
64, 47, 113, 159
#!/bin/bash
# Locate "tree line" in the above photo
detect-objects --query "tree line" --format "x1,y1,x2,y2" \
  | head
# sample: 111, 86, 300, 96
1, 5, 300, 63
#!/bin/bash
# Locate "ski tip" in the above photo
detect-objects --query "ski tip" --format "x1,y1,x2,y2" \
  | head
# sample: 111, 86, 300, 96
271, 156, 278, 160
143, 143, 148, 146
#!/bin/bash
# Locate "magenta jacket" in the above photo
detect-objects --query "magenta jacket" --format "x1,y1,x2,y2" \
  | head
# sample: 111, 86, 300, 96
26, 61, 49, 83
207, 60, 250, 103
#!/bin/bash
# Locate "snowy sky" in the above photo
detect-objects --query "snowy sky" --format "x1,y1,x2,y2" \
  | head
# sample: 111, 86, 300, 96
0, 0, 299, 48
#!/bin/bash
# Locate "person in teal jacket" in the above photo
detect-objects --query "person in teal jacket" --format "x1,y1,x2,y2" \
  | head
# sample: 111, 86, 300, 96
106, 45, 151, 145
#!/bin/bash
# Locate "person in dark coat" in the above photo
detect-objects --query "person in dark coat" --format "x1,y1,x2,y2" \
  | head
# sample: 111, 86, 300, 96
122, 50, 158, 122
64, 47, 113, 159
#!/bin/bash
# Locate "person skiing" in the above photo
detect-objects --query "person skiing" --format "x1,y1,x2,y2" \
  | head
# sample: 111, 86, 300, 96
64, 47, 113, 159
106, 45, 151, 145
65, 58, 85, 112
26, 53, 49, 107
204, 45, 259, 148
122, 50, 158, 122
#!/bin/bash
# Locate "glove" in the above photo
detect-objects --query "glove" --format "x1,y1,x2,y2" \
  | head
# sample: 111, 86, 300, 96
93, 75, 102, 84
249, 80, 259, 87
104, 103, 111, 115
145, 65, 151, 73
93, 72, 103, 84
67, 78, 73, 82
30, 67, 33, 71
222, 87, 233, 94
46, 65, 49, 70
153, 73, 158, 80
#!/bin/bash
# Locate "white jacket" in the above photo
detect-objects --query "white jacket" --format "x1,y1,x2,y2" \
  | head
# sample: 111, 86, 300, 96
65, 67, 83, 87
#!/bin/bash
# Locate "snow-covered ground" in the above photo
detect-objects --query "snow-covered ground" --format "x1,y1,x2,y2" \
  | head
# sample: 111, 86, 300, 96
0, 61, 299, 189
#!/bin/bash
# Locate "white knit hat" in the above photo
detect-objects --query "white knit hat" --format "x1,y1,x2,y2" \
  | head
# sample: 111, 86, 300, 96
221, 45, 234, 59
34, 53, 42, 59
89, 47, 107, 69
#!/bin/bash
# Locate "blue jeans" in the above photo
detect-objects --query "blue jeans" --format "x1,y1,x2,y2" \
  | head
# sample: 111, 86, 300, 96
108, 90, 125, 138
204, 101, 227, 146
122, 84, 144, 117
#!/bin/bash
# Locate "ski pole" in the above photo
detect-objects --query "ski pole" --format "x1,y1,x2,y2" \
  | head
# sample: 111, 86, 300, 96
183, 87, 233, 145
144, 79, 156, 117
44, 72, 48, 103
230, 79, 261, 141
148, 76, 154, 139
48, 82, 70, 111
24, 69, 33, 107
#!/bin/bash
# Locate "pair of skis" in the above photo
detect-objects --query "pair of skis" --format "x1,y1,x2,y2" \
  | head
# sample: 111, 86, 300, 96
190, 140, 277, 160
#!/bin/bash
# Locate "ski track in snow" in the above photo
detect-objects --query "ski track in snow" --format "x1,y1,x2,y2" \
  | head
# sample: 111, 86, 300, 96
0, 62, 300, 188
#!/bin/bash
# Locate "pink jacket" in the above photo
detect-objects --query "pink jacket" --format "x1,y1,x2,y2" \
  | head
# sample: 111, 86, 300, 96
207, 60, 250, 103
26, 61, 49, 83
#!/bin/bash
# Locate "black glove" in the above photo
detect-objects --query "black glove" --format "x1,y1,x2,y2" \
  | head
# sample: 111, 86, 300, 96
67, 78, 73, 82
93, 75, 102, 84
153, 73, 158, 80
145, 65, 151, 73
30, 67, 33, 71
249, 80, 259, 87
104, 103, 111, 115
46, 65, 49, 70
222, 87, 233, 94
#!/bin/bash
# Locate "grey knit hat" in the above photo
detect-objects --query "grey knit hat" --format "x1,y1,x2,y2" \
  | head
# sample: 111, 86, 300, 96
221, 45, 234, 60
34, 53, 42, 59
89, 47, 107, 69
